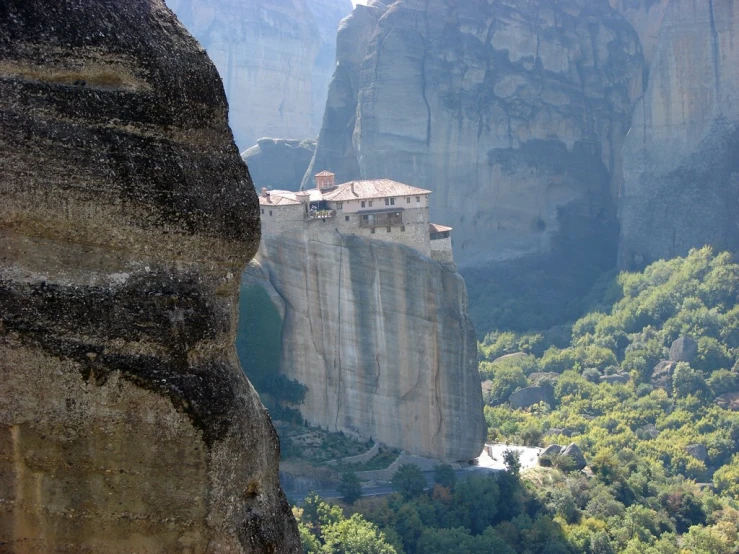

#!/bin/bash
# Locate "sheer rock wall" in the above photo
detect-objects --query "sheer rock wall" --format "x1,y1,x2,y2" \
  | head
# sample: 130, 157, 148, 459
0, 0, 300, 551
252, 229, 486, 462
306, 0, 644, 268
618, 0, 739, 268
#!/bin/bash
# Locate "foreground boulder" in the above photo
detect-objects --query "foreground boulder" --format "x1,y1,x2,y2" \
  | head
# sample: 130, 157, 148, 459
0, 1, 300, 551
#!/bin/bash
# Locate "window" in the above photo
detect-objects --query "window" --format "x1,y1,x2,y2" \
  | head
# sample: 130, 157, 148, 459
406, 197, 411, 203
368, 200, 373, 207
361, 201, 366, 208
371, 228, 375, 234
384, 197, 395, 206
401, 226, 406, 232
416, 196, 421, 202
337, 202, 343, 210
269, 210, 273, 216
387, 227, 391, 233
261, 209, 264, 214
345, 215, 350, 222
391, 198, 395, 205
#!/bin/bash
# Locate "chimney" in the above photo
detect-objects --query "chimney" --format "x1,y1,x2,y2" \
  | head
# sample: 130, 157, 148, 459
261, 187, 267, 196
351, 182, 356, 196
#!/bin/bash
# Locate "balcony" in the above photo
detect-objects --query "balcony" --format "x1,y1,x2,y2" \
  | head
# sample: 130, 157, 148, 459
306, 209, 336, 220
359, 210, 404, 228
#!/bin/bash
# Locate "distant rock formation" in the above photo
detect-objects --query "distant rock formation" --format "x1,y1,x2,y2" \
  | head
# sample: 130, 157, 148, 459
509, 386, 555, 410
169, 0, 352, 149
0, 1, 300, 551
246, 229, 486, 461
618, 0, 739, 269
304, 0, 391, 187
243, 138, 316, 191
307, 0, 644, 269
652, 361, 678, 394
669, 336, 698, 363
716, 391, 739, 411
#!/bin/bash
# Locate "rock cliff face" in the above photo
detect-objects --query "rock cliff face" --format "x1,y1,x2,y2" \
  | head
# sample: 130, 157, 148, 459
247, 229, 485, 461
304, 0, 390, 187
609, 0, 670, 67
243, 138, 316, 191
169, 0, 352, 150
307, 0, 644, 268
618, 0, 739, 268
0, 1, 300, 552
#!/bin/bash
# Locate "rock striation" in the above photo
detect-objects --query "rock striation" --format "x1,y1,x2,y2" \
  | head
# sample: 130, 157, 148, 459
307, 0, 644, 268
247, 228, 486, 462
0, 1, 300, 551
618, 0, 739, 269
609, 0, 670, 67
169, 0, 352, 150
243, 138, 316, 191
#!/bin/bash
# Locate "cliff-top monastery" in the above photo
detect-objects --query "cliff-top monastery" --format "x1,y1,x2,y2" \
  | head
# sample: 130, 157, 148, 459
258, 171, 454, 263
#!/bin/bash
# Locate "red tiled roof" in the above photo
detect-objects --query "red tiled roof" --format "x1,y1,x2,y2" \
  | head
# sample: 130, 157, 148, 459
322, 179, 430, 201
429, 223, 453, 233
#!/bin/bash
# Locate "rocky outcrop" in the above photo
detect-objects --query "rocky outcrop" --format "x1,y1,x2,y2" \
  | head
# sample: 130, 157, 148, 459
308, 0, 644, 268
652, 361, 678, 394
169, 0, 352, 150
618, 0, 739, 269
563, 443, 588, 470
509, 386, 555, 410
0, 1, 300, 552
685, 443, 708, 462
600, 373, 630, 385
243, 138, 316, 191
247, 228, 485, 462
716, 391, 739, 411
669, 336, 698, 363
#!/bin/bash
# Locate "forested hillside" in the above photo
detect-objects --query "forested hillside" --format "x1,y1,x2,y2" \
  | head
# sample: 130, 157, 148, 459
298, 248, 739, 554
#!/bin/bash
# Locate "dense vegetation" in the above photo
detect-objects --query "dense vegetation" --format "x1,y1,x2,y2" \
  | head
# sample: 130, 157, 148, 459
477, 248, 739, 552
297, 249, 739, 553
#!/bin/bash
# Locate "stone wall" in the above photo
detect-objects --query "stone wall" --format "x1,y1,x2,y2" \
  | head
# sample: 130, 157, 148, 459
431, 237, 454, 264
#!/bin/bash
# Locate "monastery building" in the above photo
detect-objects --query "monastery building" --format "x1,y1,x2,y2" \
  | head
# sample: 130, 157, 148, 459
258, 171, 454, 263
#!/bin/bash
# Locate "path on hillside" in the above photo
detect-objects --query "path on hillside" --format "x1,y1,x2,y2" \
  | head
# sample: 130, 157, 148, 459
286, 444, 542, 505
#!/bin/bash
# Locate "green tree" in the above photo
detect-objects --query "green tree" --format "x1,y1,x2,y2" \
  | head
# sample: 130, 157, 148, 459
502, 449, 521, 479
391, 464, 427, 500
433, 464, 456, 489
322, 514, 398, 554
338, 471, 362, 505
